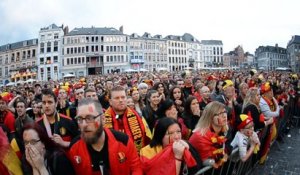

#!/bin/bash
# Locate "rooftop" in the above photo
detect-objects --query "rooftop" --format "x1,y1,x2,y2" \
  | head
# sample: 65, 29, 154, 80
67, 27, 123, 36
0, 39, 38, 52
201, 40, 223, 45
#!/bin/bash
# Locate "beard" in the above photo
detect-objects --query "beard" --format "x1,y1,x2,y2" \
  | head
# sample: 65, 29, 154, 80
82, 124, 104, 145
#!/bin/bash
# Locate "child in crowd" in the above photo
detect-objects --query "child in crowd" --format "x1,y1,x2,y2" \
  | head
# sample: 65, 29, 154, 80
231, 114, 260, 162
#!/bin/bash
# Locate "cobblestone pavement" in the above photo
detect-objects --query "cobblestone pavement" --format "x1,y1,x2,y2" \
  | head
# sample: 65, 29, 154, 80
251, 127, 300, 175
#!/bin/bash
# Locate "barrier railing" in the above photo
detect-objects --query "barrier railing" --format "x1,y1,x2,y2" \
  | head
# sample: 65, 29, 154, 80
195, 94, 299, 175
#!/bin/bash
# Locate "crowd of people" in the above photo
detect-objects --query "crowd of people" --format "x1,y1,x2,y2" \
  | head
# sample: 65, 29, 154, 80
0, 69, 299, 175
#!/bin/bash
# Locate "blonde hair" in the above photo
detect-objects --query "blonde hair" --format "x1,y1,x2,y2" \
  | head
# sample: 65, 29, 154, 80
194, 101, 226, 136
242, 87, 259, 112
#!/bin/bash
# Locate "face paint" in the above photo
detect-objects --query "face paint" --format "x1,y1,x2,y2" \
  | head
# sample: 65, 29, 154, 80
217, 118, 222, 125
94, 122, 99, 128
88, 106, 94, 113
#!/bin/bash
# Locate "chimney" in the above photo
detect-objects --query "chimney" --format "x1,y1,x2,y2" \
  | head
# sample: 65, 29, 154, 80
275, 43, 278, 47
119, 26, 124, 34
63, 26, 69, 35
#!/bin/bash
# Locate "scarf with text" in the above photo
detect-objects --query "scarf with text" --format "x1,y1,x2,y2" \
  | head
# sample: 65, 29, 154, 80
104, 107, 148, 151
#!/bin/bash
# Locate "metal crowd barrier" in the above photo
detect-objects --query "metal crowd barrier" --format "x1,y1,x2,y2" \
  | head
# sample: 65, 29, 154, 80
194, 94, 299, 175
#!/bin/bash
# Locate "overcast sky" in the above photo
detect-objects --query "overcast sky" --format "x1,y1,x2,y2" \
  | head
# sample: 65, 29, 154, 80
0, 0, 299, 53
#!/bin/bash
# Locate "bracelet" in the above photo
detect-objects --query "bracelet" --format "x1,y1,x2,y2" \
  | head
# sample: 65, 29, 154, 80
175, 157, 183, 161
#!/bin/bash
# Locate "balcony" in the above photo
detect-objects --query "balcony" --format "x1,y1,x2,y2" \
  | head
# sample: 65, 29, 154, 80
86, 62, 103, 68
130, 59, 145, 64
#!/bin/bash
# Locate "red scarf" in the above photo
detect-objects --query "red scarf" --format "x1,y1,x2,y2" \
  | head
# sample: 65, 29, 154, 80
104, 107, 149, 151
140, 145, 196, 175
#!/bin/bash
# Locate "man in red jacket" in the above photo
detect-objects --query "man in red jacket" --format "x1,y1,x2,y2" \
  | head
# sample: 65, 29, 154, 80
69, 98, 142, 175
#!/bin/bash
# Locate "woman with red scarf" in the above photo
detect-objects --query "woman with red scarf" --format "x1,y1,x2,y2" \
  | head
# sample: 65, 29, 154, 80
189, 101, 229, 169
140, 117, 201, 175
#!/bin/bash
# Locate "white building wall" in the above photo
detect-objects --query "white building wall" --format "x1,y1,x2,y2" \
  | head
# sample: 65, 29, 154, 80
202, 44, 223, 67
38, 25, 64, 81
167, 40, 188, 71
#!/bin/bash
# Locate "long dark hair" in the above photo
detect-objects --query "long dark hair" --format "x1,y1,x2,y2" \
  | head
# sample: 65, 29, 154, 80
22, 123, 63, 153
184, 96, 197, 116
152, 82, 169, 98
169, 85, 185, 102
150, 117, 179, 147
22, 123, 65, 173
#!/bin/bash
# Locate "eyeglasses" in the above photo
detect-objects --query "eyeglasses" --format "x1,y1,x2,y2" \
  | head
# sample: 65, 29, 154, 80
24, 139, 40, 146
214, 111, 227, 117
166, 130, 181, 137
75, 114, 102, 124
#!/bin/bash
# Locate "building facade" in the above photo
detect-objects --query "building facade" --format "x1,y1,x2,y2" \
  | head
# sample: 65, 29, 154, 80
165, 35, 188, 71
287, 35, 300, 73
38, 24, 65, 81
183, 33, 203, 69
0, 39, 38, 85
63, 27, 129, 76
136, 33, 168, 72
201, 40, 223, 68
223, 45, 248, 69
255, 44, 288, 71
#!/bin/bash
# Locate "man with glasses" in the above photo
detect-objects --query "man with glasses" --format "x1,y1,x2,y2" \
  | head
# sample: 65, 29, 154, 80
37, 88, 79, 148
69, 98, 143, 175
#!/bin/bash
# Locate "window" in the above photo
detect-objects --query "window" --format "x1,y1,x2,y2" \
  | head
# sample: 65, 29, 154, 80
40, 43, 44, 53
71, 58, 73, 64
54, 41, 58, 52
78, 58, 81, 64
47, 42, 51, 52
54, 33, 59, 39
40, 57, 44, 64
67, 58, 70, 65
74, 57, 77, 64
67, 48, 70, 54
32, 61, 36, 65
27, 50, 31, 59
5, 67, 8, 76
46, 57, 51, 64
32, 49, 36, 57
82, 57, 85, 63
54, 56, 58, 63
86, 46, 89, 52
